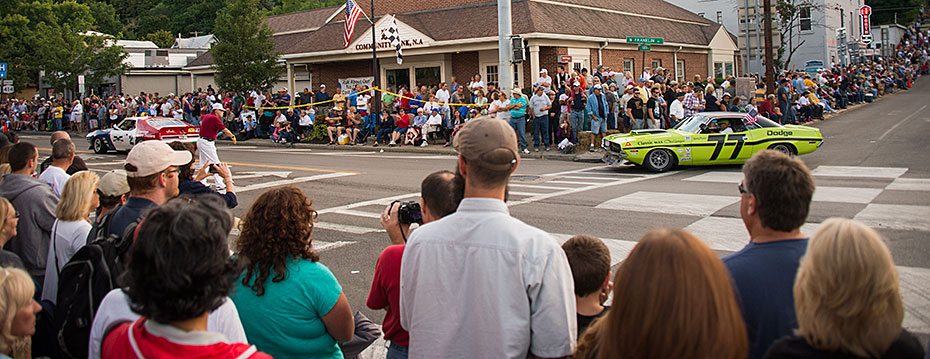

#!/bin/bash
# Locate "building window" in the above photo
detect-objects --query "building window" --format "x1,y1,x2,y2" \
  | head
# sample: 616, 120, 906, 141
651, 59, 662, 69
485, 65, 499, 87
623, 58, 634, 74
725, 62, 734, 76
799, 6, 812, 31
716, 11, 723, 24
155, 50, 169, 57
698, 12, 705, 18
714, 62, 724, 78
386, 68, 410, 91
414, 66, 441, 88
676, 60, 685, 83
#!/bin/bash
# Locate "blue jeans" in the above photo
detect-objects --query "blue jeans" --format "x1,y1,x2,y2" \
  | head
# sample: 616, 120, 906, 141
532, 116, 549, 148
387, 342, 409, 359
509, 115, 527, 150
569, 111, 583, 140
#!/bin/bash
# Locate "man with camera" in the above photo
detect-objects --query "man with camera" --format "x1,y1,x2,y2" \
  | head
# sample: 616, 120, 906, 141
199, 103, 236, 191
368, 170, 459, 358
399, 117, 576, 359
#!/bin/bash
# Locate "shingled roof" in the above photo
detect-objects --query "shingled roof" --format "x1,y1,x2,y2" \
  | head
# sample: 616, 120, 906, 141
187, 0, 726, 68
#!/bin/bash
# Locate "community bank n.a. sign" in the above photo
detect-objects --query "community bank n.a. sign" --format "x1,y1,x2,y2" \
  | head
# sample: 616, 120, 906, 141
350, 16, 432, 53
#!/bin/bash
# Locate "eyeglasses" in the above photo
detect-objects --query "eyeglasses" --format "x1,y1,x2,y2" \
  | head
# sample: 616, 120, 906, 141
738, 182, 749, 195
163, 168, 181, 177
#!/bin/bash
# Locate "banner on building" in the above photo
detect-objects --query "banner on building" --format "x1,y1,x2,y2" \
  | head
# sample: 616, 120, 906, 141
339, 77, 374, 94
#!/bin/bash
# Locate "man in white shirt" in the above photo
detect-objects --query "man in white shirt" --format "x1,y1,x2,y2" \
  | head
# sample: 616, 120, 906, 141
435, 82, 451, 104
468, 74, 486, 95
71, 100, 84, 132
424, 108, 443, 141
538, 69, 553, 94
669, 91, 686, 127
37, 138, 74, 197
400, 117, 576, 359
720, 121, 734, 133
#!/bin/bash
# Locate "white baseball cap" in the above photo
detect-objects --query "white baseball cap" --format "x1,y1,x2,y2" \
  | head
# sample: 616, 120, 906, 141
98, 170, 129, 196
211, 103, 224, 112
125, 141, 193, 178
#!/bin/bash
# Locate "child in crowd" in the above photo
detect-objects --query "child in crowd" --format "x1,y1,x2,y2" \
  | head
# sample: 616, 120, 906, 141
561, 234, 611, 338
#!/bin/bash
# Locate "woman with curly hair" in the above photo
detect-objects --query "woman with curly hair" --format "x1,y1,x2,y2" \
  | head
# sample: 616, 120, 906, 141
232, 186, 354, 359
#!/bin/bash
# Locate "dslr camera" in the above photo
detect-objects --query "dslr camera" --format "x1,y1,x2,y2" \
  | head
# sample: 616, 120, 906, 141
391, 200, 423, 224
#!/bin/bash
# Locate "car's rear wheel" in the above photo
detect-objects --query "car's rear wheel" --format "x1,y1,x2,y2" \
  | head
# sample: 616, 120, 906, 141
92, 138, 107, 154
644, 149, 675, 172
768, 143, 796, 156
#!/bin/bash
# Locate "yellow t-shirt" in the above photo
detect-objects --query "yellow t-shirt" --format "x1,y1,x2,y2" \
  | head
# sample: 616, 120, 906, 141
54, 106, 63, 118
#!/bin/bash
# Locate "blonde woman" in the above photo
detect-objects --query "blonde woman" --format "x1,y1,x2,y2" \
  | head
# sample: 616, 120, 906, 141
763, 218, 925, 359
0, 267, 43, 359
0, 198, 22, 269
41, 171, 100, 303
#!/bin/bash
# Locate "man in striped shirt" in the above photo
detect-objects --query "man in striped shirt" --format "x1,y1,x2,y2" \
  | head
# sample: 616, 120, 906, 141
682, 84, 704, 117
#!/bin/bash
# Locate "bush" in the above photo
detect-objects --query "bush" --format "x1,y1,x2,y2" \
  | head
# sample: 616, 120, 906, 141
305, 122, 329, 141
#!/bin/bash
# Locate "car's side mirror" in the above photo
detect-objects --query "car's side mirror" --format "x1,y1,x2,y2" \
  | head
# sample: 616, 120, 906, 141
699, 123, 707, 131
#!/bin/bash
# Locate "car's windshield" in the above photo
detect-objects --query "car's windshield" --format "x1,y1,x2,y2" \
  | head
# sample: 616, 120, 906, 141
673, 115, 708, 133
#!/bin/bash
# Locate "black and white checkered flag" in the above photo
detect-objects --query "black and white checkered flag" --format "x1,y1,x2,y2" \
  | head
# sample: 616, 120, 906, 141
387, 15, 402, 64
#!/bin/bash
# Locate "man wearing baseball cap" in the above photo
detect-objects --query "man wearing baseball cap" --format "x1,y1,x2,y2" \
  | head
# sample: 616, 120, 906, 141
400, 117, 576, 359
507, 88, 530, 154
199, 103, 236, 191
104, 141, 192, 238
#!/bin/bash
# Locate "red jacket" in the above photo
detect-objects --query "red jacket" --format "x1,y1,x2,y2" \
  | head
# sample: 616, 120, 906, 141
102, 318, 273, 359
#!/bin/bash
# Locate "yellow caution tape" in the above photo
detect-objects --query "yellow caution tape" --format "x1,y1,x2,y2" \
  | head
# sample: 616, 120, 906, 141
243, 86, 490, 110
374, 87, 489, 107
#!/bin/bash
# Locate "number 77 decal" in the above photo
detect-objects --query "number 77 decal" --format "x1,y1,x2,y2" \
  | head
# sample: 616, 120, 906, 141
707, 134, 747, 161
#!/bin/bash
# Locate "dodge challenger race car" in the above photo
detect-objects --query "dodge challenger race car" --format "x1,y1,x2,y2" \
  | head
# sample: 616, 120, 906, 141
87, 116, 200, 154
602, 112, 823, 172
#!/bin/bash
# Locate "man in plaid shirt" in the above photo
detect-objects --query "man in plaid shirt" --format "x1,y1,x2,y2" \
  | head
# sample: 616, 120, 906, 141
682, 84, 704, 117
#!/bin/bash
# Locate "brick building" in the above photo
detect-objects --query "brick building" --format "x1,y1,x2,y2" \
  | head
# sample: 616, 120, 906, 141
185, 0, 738, 98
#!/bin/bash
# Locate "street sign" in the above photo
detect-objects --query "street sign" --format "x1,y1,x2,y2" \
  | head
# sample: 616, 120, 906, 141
861, 5, 872, 38
1, 80, 11, 86
638, 44, 652, 51
0, 63, 6, 79
626, 37, 664, 45
78, 75, 85, 94
862, 34, 873, 44
2, 86, 13, 94
558, 55, 572, 63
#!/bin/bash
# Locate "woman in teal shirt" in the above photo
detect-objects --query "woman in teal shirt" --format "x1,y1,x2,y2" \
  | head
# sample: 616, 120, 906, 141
232, 187, 355, 359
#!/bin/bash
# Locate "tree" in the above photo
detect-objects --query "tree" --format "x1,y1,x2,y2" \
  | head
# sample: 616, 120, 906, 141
211, 0, 281, 93
145, 29, 176, 48
866, 0, 924, 25
0, 0, 128, 93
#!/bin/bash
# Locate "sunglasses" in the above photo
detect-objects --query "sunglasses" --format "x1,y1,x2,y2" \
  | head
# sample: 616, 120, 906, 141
738, 182, 749, 195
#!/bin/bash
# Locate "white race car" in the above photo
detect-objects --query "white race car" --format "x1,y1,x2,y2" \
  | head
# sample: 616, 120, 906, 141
86, 116, 200, 154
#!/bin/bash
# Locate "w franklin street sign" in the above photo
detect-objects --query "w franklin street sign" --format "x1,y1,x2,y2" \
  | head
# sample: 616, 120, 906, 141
627, 37, 664, 45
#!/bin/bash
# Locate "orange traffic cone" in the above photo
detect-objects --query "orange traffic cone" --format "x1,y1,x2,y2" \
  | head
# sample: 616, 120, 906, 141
907, 78, 912, 87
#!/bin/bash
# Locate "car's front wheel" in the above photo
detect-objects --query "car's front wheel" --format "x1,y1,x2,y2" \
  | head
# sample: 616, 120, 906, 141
643, 149, 675, 172
768, 143, 796, 156
92, 138, 108, 154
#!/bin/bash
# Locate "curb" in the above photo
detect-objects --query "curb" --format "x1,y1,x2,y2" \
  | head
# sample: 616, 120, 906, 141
20, 130, 603, 163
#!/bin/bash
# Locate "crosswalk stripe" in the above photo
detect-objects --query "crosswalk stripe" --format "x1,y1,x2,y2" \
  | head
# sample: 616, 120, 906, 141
548, 180, 606, 186
597, 191, 740, 217
333, 209, 382, 219
885, 178, 930, 191
811, 165, 908, 178
313, 222, 385, 234
853, 204, 930, 232
236, 172, 357, 193
507, 183, 574, 190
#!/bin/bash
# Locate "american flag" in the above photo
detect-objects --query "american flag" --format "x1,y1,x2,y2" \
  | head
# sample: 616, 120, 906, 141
743, 106, 759, 124
343, 0, 363, 48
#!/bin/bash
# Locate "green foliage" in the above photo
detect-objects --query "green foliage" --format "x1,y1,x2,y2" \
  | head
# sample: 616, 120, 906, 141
266, 0, 344, 15
0, 0, 129, 93
866, 0, 925, 25
308, 120, 329, 141
145, 29, 176, 48
83, 0, 123, 35
212, 0, 281, 94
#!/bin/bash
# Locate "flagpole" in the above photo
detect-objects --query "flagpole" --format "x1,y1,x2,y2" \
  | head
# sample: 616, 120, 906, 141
371, 0, 380, 118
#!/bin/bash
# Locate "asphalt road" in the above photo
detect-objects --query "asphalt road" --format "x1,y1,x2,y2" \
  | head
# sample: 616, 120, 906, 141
21, 79, 930, 349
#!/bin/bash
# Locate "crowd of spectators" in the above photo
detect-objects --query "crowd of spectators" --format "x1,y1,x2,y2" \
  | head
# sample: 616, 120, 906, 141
0, 114, 926, 358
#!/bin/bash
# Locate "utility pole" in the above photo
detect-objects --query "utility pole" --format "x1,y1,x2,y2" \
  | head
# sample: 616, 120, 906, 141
498, 0, 513, 93
371, 0, 379, 116
763, 0, 775, 94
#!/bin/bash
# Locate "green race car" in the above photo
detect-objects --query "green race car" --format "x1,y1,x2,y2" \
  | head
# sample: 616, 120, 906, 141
602, 112, 823, 172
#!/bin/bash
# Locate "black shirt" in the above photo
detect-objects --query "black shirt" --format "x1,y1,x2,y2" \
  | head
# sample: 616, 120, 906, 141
577, 306, 609, 338
705, 94, 722, 112
646, 97, 659, 119
627, 98, 644, 119
763, 331, 925, 359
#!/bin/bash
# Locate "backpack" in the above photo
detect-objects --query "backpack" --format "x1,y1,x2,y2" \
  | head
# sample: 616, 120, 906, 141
55, 206, 137, 359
